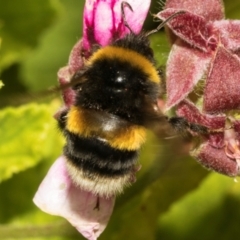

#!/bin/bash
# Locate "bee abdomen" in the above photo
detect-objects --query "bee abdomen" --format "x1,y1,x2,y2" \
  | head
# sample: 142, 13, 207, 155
64, 130, 139, 197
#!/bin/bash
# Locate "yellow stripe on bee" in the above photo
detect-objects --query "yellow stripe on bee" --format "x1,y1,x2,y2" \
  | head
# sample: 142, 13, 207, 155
87, 46, 161, 83
108, 125, 146, 151
66, 106, 91, 137
66, 106, 146, 151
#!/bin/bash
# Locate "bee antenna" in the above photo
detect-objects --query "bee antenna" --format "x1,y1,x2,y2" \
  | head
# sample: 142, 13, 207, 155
121, 1, 134, 34
146, 10, 185, 37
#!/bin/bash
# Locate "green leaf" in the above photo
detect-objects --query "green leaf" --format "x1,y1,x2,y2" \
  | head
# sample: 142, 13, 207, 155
21, 0, 85, 91
0, 101, 63, 182
0, 80, 4, 89
0, 0, 58, 70
150, 32, 170, 66
224, 0, 240, 18
156, 173, 240, 240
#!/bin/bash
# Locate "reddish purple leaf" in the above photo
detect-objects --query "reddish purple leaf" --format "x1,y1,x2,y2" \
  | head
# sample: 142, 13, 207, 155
158, 9, 217, 52
208, 133, 225, 149
177, 100, 225, 129
233, 120, 240, 136
192, 143, 239, 176
164, 0, 224, 21
57, 67, 76, 107
57, 39, 85, 107
163, 0, 240, 178
212, 20, 240, 52
204, 46, 240, 113
166, 40, 210, 109
177, 100, 225, 148
68, 39, 84, 74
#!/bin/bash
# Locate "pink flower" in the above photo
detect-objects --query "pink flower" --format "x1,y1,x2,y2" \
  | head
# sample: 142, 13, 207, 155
34, 0, 150, 239
34, 157, 115, 240
83, 0, 151, 52
157, 0, 240, 176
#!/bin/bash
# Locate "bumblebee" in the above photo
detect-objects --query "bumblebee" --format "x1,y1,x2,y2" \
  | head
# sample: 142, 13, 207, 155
57, 3, 206, 197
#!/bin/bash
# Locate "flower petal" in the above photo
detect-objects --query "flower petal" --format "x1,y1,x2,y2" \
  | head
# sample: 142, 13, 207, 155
164, 0, 224, 21
83, 0, 151, 52
203, 46, 240, 113
120, 0, 151, 34
33, 156, 115, 240
165, 40, 210, 109
192, 143, 239, 176
157, 9, 217, 52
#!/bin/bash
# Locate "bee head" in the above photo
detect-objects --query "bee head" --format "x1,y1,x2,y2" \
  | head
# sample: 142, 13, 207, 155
70, 53, 161, 124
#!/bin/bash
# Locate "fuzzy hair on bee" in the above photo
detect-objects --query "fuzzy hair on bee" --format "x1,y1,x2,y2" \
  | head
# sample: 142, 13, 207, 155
56, 3, 189, 197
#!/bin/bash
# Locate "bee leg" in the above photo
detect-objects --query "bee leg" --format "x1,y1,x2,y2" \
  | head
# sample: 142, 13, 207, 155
168, 117, 209, 135
157, 67, 166, 95
55, 108, 68, 130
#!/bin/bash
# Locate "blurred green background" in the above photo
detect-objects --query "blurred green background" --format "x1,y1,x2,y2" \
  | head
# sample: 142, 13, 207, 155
1, 0, 240, 239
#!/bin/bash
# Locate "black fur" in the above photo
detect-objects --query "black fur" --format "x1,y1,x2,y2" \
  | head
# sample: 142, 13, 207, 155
59, 32, 161, 187
73, 33, 161, 125
113, 33, 155, 63
64, 130, 138, 178
74, 60, 159, 124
